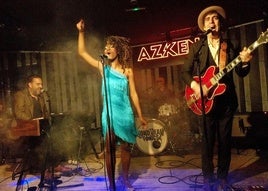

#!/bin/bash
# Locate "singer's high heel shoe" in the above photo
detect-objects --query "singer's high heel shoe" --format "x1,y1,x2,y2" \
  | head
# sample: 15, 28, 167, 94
123, 179, 135, 191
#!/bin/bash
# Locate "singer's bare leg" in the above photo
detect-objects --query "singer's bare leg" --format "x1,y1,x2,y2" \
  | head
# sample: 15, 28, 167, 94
121, 142, 134, 190
105, 132, 116, 190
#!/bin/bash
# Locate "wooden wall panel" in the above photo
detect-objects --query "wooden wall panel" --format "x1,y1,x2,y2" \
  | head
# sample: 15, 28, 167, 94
240, 26, 252, 111
257, 23, 268, 111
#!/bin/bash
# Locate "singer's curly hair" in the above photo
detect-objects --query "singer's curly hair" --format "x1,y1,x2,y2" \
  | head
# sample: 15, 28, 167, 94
105, 35, 132, 71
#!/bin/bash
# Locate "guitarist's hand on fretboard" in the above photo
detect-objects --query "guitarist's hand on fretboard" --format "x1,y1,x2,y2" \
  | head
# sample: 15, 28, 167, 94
239, 47, 253, 63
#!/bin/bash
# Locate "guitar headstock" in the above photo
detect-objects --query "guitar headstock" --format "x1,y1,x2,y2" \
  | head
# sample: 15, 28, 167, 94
257, 29, 268, 45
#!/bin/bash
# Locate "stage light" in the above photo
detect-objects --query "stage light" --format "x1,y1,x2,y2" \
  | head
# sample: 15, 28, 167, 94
125, 6, 146, 12
125, 0, 146, 12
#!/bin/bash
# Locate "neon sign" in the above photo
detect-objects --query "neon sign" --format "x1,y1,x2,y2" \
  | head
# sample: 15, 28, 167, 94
136, 37, 199, 62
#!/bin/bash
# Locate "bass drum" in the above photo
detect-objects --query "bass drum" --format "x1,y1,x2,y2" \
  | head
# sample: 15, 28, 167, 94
136, 119, 168, 155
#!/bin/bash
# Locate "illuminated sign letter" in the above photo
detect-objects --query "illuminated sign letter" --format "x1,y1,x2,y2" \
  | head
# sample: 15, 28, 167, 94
162, 42, 177, 57
178, 40, 188, 55
151, 44, 162, 60
137, 47, 151, 62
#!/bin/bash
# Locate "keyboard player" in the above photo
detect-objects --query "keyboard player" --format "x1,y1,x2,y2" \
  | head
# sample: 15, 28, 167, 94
13, 74, 49, 173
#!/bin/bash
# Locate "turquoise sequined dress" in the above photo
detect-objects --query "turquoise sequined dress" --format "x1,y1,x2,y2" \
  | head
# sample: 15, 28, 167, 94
101, 65, 138, 144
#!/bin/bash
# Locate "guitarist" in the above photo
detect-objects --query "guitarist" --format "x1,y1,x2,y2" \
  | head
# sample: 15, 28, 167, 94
181, 5, 253, 191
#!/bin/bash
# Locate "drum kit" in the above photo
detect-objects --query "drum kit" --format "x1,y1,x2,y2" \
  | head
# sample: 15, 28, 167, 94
135, 103, 180, 156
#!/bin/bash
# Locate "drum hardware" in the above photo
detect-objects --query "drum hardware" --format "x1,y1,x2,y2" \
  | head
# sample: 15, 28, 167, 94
77, 125, 100, 160
158, 103, 178, 117
163, 118, 188, 157
167, 136, 184, 156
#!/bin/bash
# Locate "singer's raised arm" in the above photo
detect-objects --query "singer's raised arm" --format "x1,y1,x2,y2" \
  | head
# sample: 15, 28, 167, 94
76, 19, 102, 73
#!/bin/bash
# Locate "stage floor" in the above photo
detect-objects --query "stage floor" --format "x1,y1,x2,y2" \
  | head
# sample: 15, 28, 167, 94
0, 147, 268, 191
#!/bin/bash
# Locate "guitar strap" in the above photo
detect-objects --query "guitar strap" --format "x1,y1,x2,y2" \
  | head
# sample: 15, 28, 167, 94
219, 41, 227, 71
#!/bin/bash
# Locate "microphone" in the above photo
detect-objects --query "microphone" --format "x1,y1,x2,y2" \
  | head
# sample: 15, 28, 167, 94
100, 54, 108, 59
201, 28, 213, 36
41, 89, 48, 93
41, 89, 50, 99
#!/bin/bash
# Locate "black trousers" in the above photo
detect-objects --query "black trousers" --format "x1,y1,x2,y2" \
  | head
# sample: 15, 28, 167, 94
200, 105, 235, 180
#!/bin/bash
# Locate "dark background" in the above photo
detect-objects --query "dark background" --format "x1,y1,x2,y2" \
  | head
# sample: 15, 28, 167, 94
0, 0, 267, 50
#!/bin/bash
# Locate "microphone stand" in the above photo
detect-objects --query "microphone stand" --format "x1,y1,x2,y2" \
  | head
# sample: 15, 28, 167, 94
101, 56, 116, 190
194, 36, 209, 168
43, 90, 52, 126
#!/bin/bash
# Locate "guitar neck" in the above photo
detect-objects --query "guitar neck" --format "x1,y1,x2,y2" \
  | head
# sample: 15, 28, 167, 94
213, 40, 259, 83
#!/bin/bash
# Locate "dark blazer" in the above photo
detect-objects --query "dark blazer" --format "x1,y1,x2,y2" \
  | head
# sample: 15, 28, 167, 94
13, 88, 48, 121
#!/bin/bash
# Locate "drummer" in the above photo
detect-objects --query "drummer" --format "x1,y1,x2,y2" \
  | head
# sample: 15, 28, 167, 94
150, 77, 177, 117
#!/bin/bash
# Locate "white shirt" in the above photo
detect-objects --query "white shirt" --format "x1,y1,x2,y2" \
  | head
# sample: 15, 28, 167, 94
208, 38, 220, 66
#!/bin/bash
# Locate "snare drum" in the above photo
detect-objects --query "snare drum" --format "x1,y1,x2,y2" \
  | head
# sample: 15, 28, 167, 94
136, 119, 168, 155
158, 103, 177, 117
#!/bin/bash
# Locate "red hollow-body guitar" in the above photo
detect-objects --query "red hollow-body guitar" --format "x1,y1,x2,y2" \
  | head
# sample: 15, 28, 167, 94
185, 30, 268, 115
